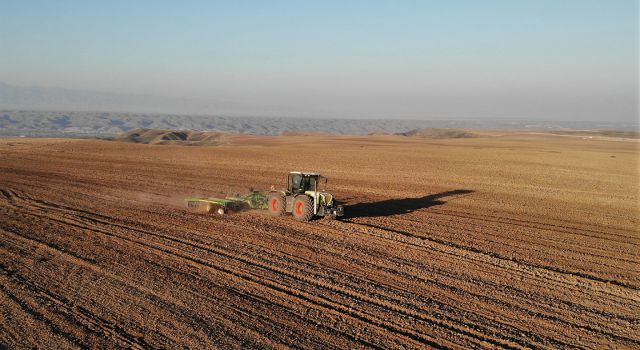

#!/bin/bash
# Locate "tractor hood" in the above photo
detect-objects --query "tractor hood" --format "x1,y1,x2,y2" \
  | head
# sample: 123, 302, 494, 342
305, 191, 333, 206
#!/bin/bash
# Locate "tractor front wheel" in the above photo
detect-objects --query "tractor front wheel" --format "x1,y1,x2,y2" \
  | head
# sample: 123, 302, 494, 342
267, 192, 286, 217
292, 195, 313, 222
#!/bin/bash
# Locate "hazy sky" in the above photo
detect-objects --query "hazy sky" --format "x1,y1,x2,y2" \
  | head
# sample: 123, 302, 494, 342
1, 0, 638, 120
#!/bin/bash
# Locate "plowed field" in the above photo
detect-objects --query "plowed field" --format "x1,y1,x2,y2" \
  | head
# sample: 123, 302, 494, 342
1, 134, 638, 349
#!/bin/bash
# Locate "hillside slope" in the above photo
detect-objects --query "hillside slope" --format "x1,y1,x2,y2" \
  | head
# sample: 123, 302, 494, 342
115, 128, 228, 146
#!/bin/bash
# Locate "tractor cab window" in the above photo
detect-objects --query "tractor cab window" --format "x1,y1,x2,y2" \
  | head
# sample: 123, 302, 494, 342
290, 174, 304, 193
289, 174, 318, 193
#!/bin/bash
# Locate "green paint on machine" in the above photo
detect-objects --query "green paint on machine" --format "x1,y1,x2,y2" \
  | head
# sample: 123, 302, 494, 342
186, 190, 268, 215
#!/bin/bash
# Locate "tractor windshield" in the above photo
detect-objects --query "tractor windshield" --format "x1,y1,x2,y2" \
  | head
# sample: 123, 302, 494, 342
290, 174, 303, 193
289, 174, 318, 194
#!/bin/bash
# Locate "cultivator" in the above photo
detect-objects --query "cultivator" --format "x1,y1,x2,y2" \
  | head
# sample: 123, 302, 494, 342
186, 190, 268, 215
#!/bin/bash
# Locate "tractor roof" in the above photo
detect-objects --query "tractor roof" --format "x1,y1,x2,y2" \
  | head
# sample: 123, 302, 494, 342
289, 171, 322, 176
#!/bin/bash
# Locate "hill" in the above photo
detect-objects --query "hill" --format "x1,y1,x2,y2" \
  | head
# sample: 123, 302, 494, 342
115, 128, 228, 146
396, 128, 477, 139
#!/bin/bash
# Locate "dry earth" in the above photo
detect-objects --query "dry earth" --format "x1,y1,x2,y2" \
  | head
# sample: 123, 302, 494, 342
0, 133, 638, 349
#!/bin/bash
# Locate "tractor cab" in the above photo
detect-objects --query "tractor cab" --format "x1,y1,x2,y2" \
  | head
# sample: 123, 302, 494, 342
287, 172, 323, 194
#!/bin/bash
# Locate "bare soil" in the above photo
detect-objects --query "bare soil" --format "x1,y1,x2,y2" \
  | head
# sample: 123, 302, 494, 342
0, 133, 638, 349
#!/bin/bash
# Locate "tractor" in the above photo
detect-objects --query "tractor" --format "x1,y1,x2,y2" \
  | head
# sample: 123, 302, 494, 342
267, 172, 344, 221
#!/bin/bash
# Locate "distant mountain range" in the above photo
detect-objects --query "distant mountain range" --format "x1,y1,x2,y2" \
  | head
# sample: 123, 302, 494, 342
1, 110, 637, 137
1, 82, 637, 136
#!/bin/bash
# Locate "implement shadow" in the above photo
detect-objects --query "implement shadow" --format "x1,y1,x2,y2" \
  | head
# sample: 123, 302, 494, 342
343, 189, 473, 219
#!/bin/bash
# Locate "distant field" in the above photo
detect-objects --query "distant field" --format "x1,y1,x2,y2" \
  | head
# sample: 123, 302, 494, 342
547, 130, 640, 139
1, 132, 638, 348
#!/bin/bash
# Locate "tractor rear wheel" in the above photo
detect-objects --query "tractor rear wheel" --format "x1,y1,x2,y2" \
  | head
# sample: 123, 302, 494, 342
267, 192, 286, 216
292, 195, 313, 222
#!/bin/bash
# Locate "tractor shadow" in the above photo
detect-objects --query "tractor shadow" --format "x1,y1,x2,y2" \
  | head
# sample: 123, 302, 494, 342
343, 189, 473, 219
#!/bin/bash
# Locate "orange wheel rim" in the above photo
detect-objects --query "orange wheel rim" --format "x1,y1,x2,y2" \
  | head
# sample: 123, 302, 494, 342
271, 199, 278, 211
295, 202, 303, 215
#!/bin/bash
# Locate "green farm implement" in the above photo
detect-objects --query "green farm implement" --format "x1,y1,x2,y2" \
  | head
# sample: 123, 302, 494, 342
186, 190, 268, 215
